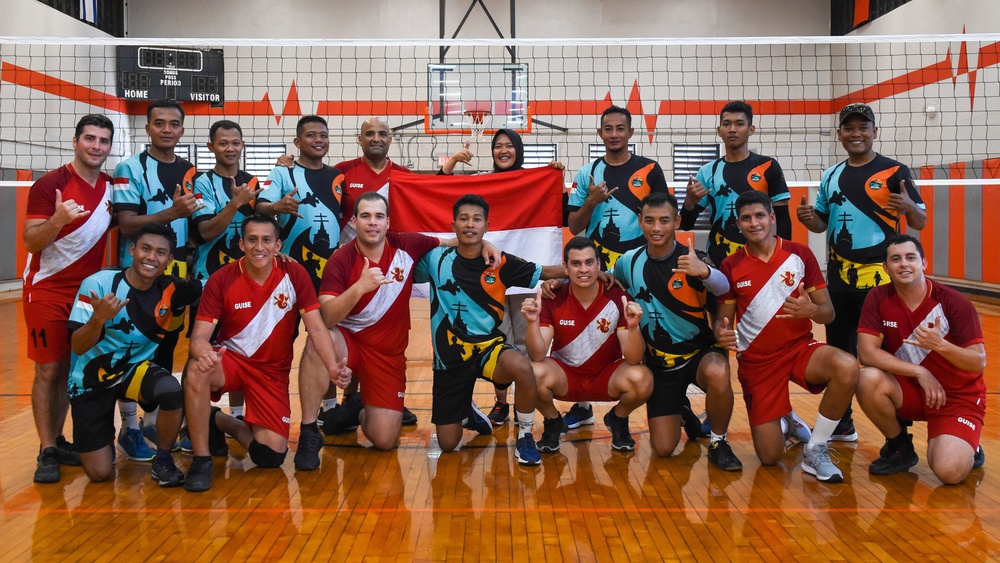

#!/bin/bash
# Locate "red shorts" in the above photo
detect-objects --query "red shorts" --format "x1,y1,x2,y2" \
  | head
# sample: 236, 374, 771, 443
737, 339, 827, 427
896, 375, 985, 449
211, 350, 291, 439
554, 357, 620, 403
23, 298, 72, 363
343, 330, 406, 412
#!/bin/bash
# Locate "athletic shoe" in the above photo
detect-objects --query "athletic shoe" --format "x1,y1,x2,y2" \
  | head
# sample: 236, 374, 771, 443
603, 410, 636, 451
783, 410, 812, 446
178, 427, 193, 453
537, 416, 565, 452
118, 427, 156, 461
707, 439, 743, 471
54, 436, 82, 466
34, 447, 61, 483
151, 456, 185, 487
563, 403, 595, 429
515, 434, 542, 466
140, 418, 182, 452
293, 424, 323, 471
829, 417, 858, 442
462, 401, 493, 436
869, 434, 919, 475
682, 405, 708, 440
401, 406, 418, 426
974, 445, 986, 469
184, 457, 214, 493
802, 443, 844, 482
208, 407, 230, 457
321, 393, 363, 435
488, 400, 511, 426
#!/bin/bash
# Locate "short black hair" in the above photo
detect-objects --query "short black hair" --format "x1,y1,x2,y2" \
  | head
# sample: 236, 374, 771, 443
241, 213, 281, 238
639, 192, 679, 215
720, 100, 753, 126
296, 115, 328, 138
734, 190, 772, 215
453, 194, 489, 220
354, 192, 389, 217
74, 114, 114, 140
563, 236, 598, 263
209, 119, 243, 142
134, 222, 176, 253
885, 233, 925, 259
601, 105, 632, 128
146, 99, 185, 122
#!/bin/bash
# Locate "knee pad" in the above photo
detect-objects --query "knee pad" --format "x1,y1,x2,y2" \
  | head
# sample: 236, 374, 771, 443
152, 376, 184, 411
248, 440, 287, 468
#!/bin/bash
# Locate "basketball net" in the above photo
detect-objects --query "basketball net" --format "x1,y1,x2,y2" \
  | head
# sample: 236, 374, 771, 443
464, 109, 491, 143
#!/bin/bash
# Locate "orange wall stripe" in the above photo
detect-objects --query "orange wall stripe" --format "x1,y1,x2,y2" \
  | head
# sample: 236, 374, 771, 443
1, 62, 127, 113
854, 0, 871, 27
983, 158, 1000, 283
920, 166, 935, 275
789, 186, 809, 244
948, 163, 966, 279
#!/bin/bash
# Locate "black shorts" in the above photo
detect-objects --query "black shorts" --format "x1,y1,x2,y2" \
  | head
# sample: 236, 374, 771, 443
431, 340, 514, 426
70, 360, 173, 453
646, 346, 727, 419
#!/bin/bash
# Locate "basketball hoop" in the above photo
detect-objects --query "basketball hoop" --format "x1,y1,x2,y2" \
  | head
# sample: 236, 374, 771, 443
464, 109, 492, 142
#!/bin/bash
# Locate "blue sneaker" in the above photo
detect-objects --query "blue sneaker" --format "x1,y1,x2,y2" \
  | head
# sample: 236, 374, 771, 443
563, 403, 595, 429
140, 418, 181, 452
463, 402, 493, 436
118, 427, 155, 461
179, 427, 193, 453
515, 434, 541, 466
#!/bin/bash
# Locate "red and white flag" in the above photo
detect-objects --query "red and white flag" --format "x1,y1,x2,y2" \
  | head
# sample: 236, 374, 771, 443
389, 167, 564, 293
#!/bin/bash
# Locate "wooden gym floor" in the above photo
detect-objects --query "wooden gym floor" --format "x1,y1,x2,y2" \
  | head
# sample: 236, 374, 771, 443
0, 293, 997, 562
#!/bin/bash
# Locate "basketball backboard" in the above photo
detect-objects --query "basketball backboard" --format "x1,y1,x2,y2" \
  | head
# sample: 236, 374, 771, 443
425, 62, 530, 135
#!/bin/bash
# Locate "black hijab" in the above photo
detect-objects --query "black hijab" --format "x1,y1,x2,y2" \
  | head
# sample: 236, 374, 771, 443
490, 128, 525, 172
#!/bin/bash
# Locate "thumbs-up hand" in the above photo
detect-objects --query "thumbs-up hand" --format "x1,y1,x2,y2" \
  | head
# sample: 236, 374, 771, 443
330, 357, 353, 389
776, 282, 815, 319
521, 285, 543, 324
196, 345, 226, 372
796, 194, 816, 223
715, 317, 738, 351
673, 243, 710, 279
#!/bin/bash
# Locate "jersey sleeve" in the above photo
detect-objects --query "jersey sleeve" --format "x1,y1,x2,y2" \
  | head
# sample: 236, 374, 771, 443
766, 158, 791, 202
258, 166, 290, 204
814, 166, 834, 220
67, 273, 106, 330
538, 291, 556, 328
857, 288, 885, 338
290, 262, 320, 313
718, 257, 737, 303
191, 172, 217, 221
943, 289, 984, 347
800, 245, 827, 291
499, 252, 542, 289
196, 272, 225, 323
413, 249, 439, 284
25, 172, 59, 219
172, 277, 204, 309
319, 245, 354, 296
648, 161, 669, 194
612, 257, 631, 291
566, 164, 591, 209
608, 286, 630, 329
112, 160, 142, 211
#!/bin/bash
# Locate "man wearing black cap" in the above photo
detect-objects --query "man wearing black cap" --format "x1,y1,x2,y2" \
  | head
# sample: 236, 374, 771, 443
797, 103, 927, 442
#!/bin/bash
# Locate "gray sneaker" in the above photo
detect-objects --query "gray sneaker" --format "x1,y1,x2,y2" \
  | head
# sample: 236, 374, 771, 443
783, 410, 812, 447
802, 443, 844, 483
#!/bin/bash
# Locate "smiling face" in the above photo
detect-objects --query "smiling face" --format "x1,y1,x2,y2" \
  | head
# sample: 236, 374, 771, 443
353, 198, 389, 247
452, 203, 488, 246
129, 234, 173, 285
145, 107, 184, 152
295, 121, 330, 161
359, 118, 392, 161
639, 201, 679, 256
884, 241, 927, 288
72, 124, 114, 173
492, 133, 518, 171
565, 246, 600, 290
736, 202, 775, 245
837, 114, 877, 160
239, 220, 282, 271
208, 127, 244, 168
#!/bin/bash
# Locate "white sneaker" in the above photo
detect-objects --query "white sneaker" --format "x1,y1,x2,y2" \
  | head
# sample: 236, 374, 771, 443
802, 443, 843, 483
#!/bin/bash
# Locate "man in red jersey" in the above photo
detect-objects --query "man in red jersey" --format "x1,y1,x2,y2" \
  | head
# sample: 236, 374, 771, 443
716, 190, 858, 483
23, 114, 115, 483
525, 237, 652, 453
857, 234, 987, 484
182, 214, 351, 492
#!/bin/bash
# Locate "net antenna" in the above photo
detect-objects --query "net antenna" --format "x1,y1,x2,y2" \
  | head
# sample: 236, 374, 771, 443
464, 108, 492, 143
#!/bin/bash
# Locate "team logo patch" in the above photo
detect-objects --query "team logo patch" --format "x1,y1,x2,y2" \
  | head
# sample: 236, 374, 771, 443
596, 318, 611, 333
780, 271, 795, 287
869, 178, 884, 190
750, 172, 762, 182
158, 306, 168, 317
335, 185, 343, 195
273, 293, 290, 309
391, 267, 404, 282
631, 177, 644, 188
672, 279, 683, 289
484, 273, 497, 284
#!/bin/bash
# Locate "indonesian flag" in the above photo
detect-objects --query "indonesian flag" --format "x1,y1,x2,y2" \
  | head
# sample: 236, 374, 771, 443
389, 167, 564, 294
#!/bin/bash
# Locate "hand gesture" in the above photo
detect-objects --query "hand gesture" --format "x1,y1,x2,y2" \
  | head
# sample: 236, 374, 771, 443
195, 345, 226, 373
596, 270, 624, 291
276, 154, 295, 168
51, 189, 92, 227
914, 366, 946, 409
776, 282, 815, 319
274, 187, 303, 218
356, 257, 393, 293
521, 286, 542, 324
441, 142, 474, 175
172, 183, 202, 218
229, 177, 260, 209
673, 244, 709, 279
796, 195, 816, 223
584, 175, 618, 206
540, 278, 563, 299
547, 161, 566, 171
89, 290, 128, 324
885, 179, 916, 216
903, 315, 945, 352
715, 317, 737, 351
683, 175, 708, 210
329, 357, 353, 389
622, 296, 642, 328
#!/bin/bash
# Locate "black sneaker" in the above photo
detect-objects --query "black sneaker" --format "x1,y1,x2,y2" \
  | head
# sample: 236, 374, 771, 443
208, 407, 230, 457
682, 405, 708, 440
870, 434, 918, 475
294, 423, 323, 471
830, 413, 859, 442
603, 410, 636, 452
54, 436, 82, 466
537, 416, 565, 452
488, 400, 510, 426
321, 393, 363, 435
401, 406, 418, 426
184, 456, 214, 493
708, 439, 743, 471
974, 445, 985, 469
151, 456, 185, 487
34, 447, 61, 483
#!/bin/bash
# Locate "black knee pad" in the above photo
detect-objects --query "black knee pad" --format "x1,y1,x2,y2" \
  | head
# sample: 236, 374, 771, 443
248, 441, 287, 468
152, 375, 184, 411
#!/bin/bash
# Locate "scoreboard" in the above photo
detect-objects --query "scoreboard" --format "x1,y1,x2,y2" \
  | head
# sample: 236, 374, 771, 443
116, 46, 225, 105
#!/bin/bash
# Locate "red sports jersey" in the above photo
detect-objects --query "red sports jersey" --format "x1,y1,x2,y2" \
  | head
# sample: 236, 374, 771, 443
720, 237, 827, 363
540, 284, 630, 379
320, 232, 438, 356
858, 280, 986, 396
22, 164, 113, 303
334, 157, 411, 236
197, 257, 319, 375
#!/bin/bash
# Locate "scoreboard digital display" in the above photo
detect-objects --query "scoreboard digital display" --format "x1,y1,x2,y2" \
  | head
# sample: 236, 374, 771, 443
116, 46, 225, 105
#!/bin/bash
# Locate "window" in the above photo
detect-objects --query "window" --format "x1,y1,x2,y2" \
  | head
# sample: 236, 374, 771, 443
522, 143, 557, 168
672, 144, 721, 230
244, 144, 288, 178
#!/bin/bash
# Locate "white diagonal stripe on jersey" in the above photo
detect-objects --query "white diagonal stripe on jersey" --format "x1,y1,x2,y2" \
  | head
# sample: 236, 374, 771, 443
339, 250, 414, 333
736, 254, 806, 351
551, 299, 619, 367
24, 184, 112, 285
895, 303, 950, 365
222, 273, 297, 358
